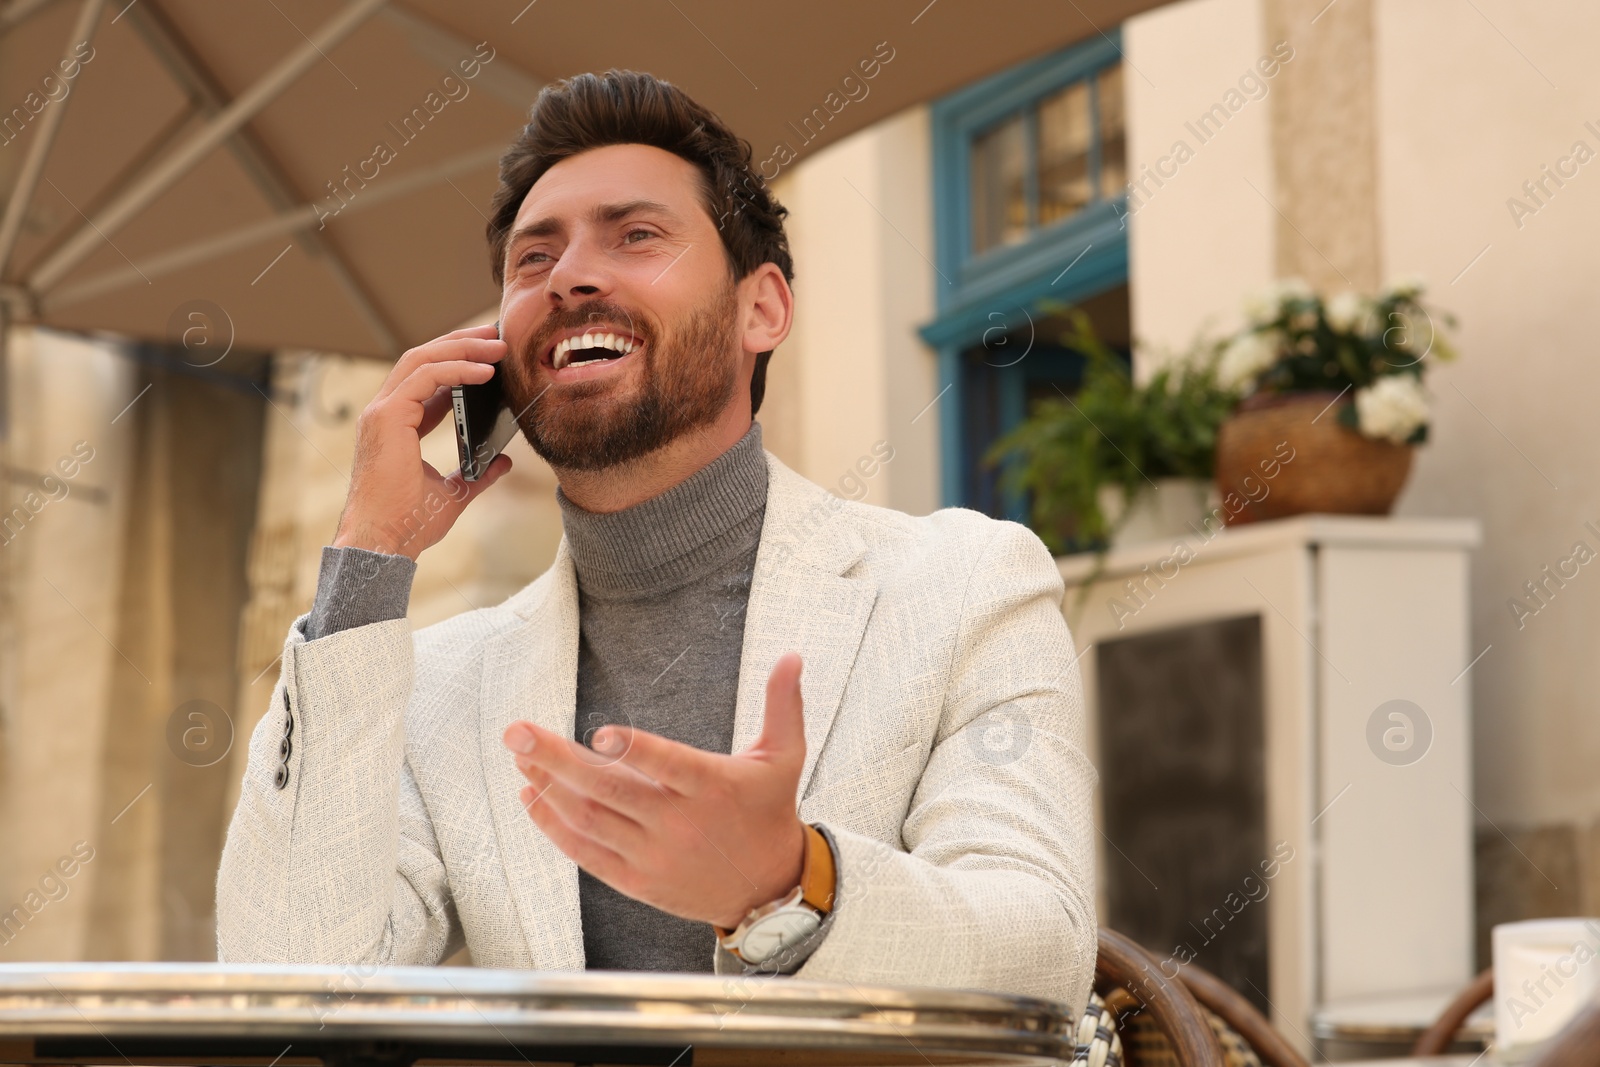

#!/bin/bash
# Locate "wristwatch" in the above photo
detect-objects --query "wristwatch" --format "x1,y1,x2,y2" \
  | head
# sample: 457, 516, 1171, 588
714, 822, 836, 966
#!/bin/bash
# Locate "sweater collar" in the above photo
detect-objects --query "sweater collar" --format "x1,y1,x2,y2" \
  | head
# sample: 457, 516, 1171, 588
555, 423, 769, 599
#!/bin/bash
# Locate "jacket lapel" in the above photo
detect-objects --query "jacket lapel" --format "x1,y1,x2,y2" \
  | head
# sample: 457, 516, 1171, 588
732, 454, 879, 801
481, 452, 879, 967
479, 542, 586, 970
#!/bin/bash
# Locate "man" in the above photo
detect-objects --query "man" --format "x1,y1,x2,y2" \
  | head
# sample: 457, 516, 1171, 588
217, 69, 1095, 1009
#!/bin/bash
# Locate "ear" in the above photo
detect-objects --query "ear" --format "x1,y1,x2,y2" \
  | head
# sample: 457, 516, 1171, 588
738, 262, 793, 357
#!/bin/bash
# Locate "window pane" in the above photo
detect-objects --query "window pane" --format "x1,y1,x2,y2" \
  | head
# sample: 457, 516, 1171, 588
970, 113, 1027, 255
1037, 80, 1092, 227
1097, 64, 1127, 200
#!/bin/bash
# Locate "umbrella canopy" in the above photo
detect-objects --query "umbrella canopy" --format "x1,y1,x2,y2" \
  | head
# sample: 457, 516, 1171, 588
0, 0, 1163, 359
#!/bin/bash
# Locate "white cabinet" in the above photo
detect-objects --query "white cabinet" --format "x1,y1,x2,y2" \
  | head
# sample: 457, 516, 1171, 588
1057, 515, 1481, 1047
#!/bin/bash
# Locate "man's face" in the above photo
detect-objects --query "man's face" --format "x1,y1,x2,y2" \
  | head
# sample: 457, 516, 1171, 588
498, 143, 747, 472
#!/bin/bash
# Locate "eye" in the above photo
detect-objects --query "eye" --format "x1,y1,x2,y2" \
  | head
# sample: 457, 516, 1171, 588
518, 249, 552, 268
623, 228, 655, 244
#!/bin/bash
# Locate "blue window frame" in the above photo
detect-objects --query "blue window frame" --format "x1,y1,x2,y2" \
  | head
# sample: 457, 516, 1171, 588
920, 31, 1131, 514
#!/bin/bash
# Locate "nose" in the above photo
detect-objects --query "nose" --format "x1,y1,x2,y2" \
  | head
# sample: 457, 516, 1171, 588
545, 231, 611, 304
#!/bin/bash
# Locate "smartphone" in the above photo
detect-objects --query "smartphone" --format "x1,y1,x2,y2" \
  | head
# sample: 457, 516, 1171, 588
452, 320, 519, 481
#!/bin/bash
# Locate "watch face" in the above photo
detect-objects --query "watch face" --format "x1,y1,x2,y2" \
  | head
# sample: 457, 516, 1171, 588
742, 910, 822, 964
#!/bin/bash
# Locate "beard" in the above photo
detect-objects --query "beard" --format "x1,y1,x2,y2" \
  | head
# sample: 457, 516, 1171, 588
502, 281, 741, 472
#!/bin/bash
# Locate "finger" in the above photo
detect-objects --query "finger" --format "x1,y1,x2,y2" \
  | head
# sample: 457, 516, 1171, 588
390, 454, 508, 543
743, 652, 806, 766
507, 723, 659, 820
375, 330, 503, 402
435, 322, 501, 342
520, 783, 630, 884
447, 453, 513, 505
377, 360, 495, 425
594, 726, 712, 796
518, 768, 648, 854
377, 331, 502, 402
417, 384, 456, 438
434, 451, 512, 499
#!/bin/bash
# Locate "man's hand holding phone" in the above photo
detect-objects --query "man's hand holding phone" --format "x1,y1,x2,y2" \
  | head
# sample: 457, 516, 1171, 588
332, 323, 513, 561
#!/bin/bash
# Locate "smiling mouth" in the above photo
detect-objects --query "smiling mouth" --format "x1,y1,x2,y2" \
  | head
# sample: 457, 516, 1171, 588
549, 330, 642, 370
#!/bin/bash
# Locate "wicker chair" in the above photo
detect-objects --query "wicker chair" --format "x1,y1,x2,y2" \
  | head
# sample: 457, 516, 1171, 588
1177, 962, 1308, 1067
1092, 928, 1226, 1067
1412, 967, 1493, 1056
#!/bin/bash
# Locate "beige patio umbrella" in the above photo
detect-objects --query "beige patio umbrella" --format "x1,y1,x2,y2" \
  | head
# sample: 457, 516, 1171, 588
0, 0, 1162, 363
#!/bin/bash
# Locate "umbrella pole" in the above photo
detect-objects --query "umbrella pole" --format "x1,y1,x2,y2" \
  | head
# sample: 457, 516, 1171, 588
28, 0, 388, 293
0, 297, 14, 761
0, 0, 108, 275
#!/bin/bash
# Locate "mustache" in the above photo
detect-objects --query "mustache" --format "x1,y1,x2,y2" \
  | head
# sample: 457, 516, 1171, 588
526, 299, 649, 360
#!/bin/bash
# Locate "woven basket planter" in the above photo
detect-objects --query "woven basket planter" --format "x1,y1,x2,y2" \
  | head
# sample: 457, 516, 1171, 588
1214, 391, 1413, 525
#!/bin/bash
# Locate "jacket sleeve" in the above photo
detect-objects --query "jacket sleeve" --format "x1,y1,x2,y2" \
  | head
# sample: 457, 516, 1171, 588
215, 613, 463, 965
774, 520, 1098, 1013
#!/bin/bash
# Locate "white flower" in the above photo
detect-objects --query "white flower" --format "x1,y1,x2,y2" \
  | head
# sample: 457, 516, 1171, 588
1326, 290, 1370, 334
1242, 288, 1277, 326
1218, 330, 1279, 390
1385, 274, 1427, 301
1241, 277, 1314, 325
1355, 374, 1430, 443
1273, 277, 1314, 304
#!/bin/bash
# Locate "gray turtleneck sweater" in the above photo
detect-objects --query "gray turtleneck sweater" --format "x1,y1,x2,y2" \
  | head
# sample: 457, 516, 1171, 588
302, 423, 833, 974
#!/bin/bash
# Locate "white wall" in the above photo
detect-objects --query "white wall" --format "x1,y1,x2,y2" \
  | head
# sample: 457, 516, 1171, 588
1373, 0, 1600, 830
1125, 0, 1277, 374
776, 108, 942, 517
1126, 0, 1600, 843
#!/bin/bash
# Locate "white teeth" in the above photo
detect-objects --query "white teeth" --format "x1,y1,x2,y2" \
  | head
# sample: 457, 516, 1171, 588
552, 331, 637, 369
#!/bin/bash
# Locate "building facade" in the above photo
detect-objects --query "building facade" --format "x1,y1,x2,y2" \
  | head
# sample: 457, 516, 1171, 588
1, 0, 1597, 1037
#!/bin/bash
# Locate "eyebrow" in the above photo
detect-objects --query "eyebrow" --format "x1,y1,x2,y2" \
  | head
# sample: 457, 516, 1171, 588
508, 198, 683, 246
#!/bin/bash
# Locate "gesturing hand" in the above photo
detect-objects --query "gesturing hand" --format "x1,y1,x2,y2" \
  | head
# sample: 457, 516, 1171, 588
502, 653, 808, 930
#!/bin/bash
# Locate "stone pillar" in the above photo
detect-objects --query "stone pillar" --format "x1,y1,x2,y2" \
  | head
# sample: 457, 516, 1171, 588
1263, 0, 1384, 292
83, 347, 268, 961
0, 327, 139, 961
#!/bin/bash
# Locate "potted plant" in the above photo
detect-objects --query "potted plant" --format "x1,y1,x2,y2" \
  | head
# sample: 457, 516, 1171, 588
1212, 277, 1458, 523
986, 307, 1239, 554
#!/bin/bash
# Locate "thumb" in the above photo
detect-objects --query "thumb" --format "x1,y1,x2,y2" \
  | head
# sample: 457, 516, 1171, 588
749, 651, 805, 766
441, 453, 513, 516
460, 451, 514, 502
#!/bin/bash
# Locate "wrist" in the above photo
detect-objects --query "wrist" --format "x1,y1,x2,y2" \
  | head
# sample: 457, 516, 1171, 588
713, 819, 808, 930
713, 823, 838, 968
332, 519, 409, 559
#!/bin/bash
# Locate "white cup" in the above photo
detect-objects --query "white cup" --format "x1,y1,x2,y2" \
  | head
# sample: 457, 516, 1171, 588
1493, 917, 1600, 1057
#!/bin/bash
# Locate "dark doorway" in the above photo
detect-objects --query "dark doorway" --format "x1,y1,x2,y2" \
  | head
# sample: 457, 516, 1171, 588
1096, 614, 1270, 1011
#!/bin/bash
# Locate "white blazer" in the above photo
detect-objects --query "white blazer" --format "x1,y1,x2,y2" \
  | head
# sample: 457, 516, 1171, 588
216, 450, 1097, 1012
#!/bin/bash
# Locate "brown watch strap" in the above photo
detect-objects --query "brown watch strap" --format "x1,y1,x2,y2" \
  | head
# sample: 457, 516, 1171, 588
714, 823, 835, 940
799, 822, 836, 914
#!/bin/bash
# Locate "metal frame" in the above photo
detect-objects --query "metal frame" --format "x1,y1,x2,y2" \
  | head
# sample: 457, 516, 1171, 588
26, 0, 388, 292
378, 4, 543, 111
0, 0, 105, 277
0, 964, 1074, 1067
0, 0, 60, 34
0, 0, 548, 352
44, 145, 504, 311
121, 1, 402, 356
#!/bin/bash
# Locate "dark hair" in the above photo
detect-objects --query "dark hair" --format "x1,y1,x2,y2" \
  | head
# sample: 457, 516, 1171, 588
487, 69, 794, 416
